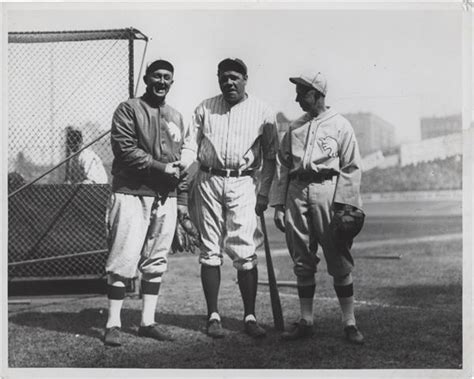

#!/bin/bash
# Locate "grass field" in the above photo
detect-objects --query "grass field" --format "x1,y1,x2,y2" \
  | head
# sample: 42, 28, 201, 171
7, 201, 464, 372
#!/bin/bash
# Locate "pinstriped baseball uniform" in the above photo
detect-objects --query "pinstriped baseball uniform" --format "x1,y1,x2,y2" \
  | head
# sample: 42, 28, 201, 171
270, 108, 363, 277
182, 94, 278, 270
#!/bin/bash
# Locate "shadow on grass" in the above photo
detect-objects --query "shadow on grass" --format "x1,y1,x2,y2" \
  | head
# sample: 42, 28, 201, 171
9, 308, 243, 341
8, 303, 463, 369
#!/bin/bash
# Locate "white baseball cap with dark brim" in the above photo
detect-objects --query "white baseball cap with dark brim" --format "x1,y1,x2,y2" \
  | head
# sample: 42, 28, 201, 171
289, 71, 328, 96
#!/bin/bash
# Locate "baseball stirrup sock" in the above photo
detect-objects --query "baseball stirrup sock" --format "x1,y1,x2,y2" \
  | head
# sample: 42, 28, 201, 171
107, 284, 126, 300
297, 284, 316, 299
201, 265, 221, 316
297, 284, 316, 324
106, 285, 125, 328
237, 267, 258, 318
141, 294, 159, 327
141, 280, 161, 295
334, 283, 353, 298
334, 283, 355, 326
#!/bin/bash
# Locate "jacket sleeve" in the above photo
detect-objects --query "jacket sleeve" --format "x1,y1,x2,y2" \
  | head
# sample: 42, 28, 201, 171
111, 102, 167, 173
333, 121, 363, 210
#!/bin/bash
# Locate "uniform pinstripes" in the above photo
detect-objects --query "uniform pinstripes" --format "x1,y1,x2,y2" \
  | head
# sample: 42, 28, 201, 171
187, 94, 277, 170
184, 94, 276, 271
192, 171, 260, 271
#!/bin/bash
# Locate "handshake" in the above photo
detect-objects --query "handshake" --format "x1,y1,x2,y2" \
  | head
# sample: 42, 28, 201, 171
164, 161, 187, 181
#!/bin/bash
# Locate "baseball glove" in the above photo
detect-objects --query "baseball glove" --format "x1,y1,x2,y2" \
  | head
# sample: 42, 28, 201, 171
171, 208, 202, 254
331, 203, 365, 241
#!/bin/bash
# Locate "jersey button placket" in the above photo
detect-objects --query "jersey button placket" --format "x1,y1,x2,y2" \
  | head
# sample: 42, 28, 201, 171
307, 120, 320, 172
224, 107, 232, 173
302, 120, 314, 170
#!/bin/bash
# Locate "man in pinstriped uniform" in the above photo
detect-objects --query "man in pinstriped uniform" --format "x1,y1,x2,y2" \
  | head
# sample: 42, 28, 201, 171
178, 58, 278, 339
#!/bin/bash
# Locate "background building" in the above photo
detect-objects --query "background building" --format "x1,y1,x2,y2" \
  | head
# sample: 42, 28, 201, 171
420, 114, 462, 139
343, 112, 396, 156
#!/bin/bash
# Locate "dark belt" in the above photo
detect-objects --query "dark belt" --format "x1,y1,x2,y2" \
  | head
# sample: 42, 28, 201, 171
200, 165, 254, 178
289, 171, 337, 183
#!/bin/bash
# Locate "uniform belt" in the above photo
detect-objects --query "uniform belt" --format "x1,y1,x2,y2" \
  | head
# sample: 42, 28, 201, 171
289, 171, 337, 183
200, 165, 254, 178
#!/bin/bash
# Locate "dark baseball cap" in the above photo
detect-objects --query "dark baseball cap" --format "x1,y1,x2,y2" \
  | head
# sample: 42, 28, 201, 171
217, 58, 247, 76
146, 59, 174, 75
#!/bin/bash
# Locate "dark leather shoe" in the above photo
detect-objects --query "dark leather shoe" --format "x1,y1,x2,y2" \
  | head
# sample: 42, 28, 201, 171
281, 319, 314, 341
207, 319, 225, 339
103, 326, 122, 346
244, 320, 266, 338
344, 325, 364, 345
138, 323, 175, 341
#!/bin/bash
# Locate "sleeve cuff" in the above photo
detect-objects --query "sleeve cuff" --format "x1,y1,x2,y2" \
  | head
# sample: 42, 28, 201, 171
150, 160, 167, 172
177, 191, 188, 206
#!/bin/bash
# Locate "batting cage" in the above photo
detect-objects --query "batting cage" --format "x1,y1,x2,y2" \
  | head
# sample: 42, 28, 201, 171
8, 28, 148, 282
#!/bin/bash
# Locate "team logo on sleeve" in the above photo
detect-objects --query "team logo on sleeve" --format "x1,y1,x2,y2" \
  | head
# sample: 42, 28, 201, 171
319, 136, 338, 158
167, 122, 182, 142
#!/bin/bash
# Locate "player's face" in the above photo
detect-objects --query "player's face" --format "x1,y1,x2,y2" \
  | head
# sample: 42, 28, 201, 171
144, 69, 174, 101
218, 70, 247, 105
295, 84, 316, 112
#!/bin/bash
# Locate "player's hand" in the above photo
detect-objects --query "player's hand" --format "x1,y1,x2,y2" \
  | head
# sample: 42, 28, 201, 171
274, 205, 286, 233
171, 205, 203, 254
174, 160, 187, 170
177, 204, 189, 219
170, 161, 189, 181
255, 194, 269, 216
165, 161, 181, 179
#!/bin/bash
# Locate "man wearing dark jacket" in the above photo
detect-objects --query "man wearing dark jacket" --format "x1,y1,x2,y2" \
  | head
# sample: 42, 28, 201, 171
103, 59, 189, 346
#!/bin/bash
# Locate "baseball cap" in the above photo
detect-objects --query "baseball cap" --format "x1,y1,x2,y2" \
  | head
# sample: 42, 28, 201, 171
146, 59, 174, 75
217, 58, 247, 76
289, 71, 327, 96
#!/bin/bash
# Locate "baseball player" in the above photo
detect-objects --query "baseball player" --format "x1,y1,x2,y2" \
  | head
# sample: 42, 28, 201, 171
271, 71, 365, 344
178, 58, 278, 339
103, 59, 190, 346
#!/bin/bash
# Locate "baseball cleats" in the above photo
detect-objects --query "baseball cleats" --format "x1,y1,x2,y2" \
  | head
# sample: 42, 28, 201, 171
244, 320, 266, 338
344, 325, 364, 345
103, 326, 122, 347
138, 323, 175, 341
281, 319, 314, 341
206, 319, 226, 339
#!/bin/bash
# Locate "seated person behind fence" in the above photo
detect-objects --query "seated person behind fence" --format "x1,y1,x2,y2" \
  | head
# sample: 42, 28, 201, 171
65, 127, 108, 184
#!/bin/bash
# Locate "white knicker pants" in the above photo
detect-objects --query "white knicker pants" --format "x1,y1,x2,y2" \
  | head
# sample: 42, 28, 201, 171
105, 192, 177, 280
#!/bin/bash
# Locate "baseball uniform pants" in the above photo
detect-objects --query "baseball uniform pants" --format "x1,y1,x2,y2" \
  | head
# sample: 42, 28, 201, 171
285, 178, 354, 279
191, 170, 262, 271
105, 192, 177, 280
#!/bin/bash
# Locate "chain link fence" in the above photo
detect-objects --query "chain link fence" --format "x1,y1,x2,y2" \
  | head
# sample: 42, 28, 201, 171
8, 28, 148, 280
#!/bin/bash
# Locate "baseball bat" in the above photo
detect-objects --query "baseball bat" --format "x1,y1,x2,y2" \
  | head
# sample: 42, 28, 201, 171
259, 215, 284, 331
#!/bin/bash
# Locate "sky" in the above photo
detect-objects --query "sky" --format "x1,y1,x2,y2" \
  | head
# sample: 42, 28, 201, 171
4, 3, 466, 144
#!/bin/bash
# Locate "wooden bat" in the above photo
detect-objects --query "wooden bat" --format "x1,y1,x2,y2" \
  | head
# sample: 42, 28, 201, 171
260, 215, 284, 331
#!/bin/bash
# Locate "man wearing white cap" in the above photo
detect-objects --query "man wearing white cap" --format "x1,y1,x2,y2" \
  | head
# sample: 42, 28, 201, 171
271, 71, 365, 344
